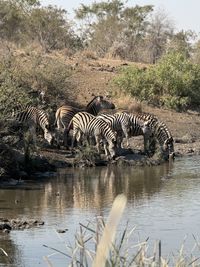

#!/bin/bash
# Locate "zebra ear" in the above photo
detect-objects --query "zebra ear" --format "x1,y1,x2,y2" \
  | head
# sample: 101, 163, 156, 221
96, 96, 101, 102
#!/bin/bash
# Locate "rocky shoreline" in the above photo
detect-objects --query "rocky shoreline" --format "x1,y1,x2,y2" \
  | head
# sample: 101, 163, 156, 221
1, 123, 200, 181
0, 218, 45, 233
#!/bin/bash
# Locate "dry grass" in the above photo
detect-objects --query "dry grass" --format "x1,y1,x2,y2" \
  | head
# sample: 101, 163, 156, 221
43, 194, 200, 267
113, 93, 143, 113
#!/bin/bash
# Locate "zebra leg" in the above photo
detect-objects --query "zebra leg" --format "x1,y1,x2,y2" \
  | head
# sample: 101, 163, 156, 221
103, 141, 110, 158
143, 135, 148, 153
122, 126, 130, 148
44, 128, 53, 145
108, 141, 116, 159
117, 134, 123, 149
95, 134, 101, 154
29, 124, 37, 145
71, 129, 79, 150
63, 127, 69, 148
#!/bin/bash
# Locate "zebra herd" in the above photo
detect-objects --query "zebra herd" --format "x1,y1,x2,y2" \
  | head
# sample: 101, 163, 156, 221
11, 95, 175, 160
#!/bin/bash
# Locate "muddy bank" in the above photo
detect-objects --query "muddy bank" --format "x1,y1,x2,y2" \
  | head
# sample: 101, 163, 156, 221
0, 122, 199, 181
0, 218, 45, 233
39, 139, 199, 170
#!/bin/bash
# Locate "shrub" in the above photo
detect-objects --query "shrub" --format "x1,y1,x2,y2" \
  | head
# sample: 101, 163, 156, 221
113, 52, 200, 111
0, 49, 72, 120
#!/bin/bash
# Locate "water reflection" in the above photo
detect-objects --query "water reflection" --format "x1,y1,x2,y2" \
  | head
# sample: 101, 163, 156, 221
4, 157, 200, 267
0, 162, 174, 218
55, 161, 174, 211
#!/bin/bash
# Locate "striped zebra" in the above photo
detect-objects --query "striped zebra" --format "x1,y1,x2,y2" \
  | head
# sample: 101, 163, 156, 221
69, 112, 117, 159
12, 105, 53, 145
129, 112, 174, 158
96, 112, 131, 148
152, 120, 174, 159
129, 113, 156, 153
54, 95, 115, 147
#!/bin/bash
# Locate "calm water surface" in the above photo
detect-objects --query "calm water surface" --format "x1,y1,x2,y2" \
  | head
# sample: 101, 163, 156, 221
1, 156, 200, 266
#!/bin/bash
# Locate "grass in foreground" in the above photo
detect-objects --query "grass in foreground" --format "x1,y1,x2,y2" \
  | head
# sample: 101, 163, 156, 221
43, 194, 200, 267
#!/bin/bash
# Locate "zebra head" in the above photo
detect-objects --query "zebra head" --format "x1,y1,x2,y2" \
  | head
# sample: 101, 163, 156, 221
44, 128, 53, 145
87, 96, 115, 114
163, 137, 175, 159
140, 119, 152, 137
97, 96, 115, 109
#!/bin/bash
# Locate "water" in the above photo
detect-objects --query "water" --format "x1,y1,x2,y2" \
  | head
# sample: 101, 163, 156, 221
1, 156, 200, 266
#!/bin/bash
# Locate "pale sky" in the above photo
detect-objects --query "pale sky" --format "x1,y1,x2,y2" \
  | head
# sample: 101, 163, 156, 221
41, 0, 200, 34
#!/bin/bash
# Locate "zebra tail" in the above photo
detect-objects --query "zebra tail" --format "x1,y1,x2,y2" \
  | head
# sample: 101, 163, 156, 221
54, 108, 60, 128
66, 118, 73, 133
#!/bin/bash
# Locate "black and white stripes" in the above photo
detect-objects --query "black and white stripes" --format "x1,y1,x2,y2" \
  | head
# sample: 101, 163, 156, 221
69, 112, 117, 159
54, 95, 115, 146
11, 101, 174, 160
12, 105, 53, 144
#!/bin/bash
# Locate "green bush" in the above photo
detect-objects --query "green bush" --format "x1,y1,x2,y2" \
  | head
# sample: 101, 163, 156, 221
114, 52, 200, 110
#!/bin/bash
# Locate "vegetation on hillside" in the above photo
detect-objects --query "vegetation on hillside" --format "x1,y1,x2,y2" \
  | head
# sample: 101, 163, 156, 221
113, 52, 200, 110
0, 0, 200, 112
0, 48, 72, 119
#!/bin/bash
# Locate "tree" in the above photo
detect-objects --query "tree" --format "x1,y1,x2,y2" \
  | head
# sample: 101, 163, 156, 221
75, 0, 154, 58
120, 5, 153, 61
145, 9, 174, 64
166, 30, 195, 58
29, 6, 77, 52
75, 0, 124, 56
0, 0, 28, 42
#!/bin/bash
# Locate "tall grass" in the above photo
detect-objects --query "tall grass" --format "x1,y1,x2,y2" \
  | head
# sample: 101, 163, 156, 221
43, 194, 200, 267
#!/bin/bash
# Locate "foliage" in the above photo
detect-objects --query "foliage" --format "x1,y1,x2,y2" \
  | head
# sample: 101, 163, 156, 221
29, 6, 79, 52
75, 0, 156, 59
0, 0, 198, 62
0, 50, 72, 120
114, 52, 200, 110
0, 0, 81, 51
0, 54, 31, 118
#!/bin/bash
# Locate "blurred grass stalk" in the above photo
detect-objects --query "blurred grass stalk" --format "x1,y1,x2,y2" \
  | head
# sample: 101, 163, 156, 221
92, 194, 127, 267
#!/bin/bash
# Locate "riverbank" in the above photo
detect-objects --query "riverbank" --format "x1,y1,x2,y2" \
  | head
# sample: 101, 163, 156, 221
1, 55, 200, 179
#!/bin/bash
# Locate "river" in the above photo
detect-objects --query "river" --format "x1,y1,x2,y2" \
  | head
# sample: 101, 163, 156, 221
1, 155, 200, 266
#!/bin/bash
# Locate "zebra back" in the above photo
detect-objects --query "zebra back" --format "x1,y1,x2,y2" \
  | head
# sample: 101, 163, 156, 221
71, 111, 95, 134
14, 106, 49, 129
97, 112, 131, 147
71, 111, 116, 143
55, 95, 115, 130
12, 105, 53, 144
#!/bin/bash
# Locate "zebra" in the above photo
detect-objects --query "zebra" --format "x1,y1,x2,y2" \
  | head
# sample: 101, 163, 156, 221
129, 112, 174, 158
54, 95, 115, 147
96, 112, 132, 148
152, 120, 174, 159
12, 105, 53, 145
128, 113, 156, 153
68, 111, 117, 159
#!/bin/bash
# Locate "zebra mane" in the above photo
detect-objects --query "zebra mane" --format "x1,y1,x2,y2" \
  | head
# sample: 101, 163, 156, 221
136, 112, 158, 121
86, 95, 103, 108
